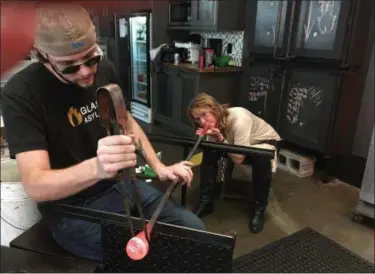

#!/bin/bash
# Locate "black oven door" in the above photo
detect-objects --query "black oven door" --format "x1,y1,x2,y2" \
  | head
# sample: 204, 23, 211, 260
169, 1, 191, 26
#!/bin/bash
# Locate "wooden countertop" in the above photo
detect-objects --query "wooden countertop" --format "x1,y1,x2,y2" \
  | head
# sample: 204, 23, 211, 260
164, 63, 243, 73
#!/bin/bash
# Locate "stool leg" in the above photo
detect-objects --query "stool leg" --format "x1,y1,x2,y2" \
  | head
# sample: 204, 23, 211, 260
220, 157, 234, 200
193, 149, 220, 217
248, 157, 272, 234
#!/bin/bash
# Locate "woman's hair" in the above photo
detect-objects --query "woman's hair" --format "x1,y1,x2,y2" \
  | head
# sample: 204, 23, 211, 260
187, 92, 230, 133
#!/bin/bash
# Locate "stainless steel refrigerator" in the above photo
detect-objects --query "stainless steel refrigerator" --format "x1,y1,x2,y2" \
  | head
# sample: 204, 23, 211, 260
128, 12, 152, 124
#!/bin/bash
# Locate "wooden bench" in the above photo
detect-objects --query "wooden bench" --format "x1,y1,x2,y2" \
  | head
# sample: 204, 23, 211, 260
9, 221, 99, 264
1, 246, 98, 273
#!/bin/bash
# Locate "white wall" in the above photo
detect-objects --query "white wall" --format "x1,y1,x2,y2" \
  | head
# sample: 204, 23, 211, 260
352, 44, 374, 158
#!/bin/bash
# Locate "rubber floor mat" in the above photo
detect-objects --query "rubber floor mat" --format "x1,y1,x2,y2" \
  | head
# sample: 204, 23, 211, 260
232, 228, 374, 273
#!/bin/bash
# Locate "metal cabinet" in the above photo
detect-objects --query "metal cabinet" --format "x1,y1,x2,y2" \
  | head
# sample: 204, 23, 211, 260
238, 64, 282, 129
152, 66, 242, 136
153, 66, 178, 121
277, 69, 341, 152
173, 0, 246, 31
191, 0, 218, 29
238, 65, 344, 153
245, 0, 288, 56
152, 68, 198, 136
178, 72, 199, 129
293, 1, 352, 60
241, 0, 374, 156
90, 7, 115, 39
246, 0, 353, 62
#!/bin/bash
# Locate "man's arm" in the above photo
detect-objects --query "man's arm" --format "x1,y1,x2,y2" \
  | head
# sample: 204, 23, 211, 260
1, 87, 102, 202
124, 113, 166, 174
16, 150, 100, 202
106, 60, 176, 176
15, 134, 137, 202
125, 113, 194, 185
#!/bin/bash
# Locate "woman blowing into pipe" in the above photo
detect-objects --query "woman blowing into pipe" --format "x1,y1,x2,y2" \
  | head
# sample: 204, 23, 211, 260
187, 93, 281, 233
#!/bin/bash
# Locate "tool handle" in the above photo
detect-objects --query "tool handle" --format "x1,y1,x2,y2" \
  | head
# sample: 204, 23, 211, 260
185, 135, 203, 161
145, 123, 209, 235
146, 180, 179, 234
185, 123, 209, 161
118, 170, 135, 236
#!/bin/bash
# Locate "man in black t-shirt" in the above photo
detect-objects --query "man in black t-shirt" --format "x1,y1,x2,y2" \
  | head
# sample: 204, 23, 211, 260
1, 3, 205, 261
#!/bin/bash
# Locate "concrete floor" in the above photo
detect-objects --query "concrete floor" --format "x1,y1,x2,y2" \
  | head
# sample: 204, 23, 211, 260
141, 122, 375, 264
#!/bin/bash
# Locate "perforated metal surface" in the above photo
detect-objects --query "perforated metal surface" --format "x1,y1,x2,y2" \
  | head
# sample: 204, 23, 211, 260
233, 228, 374, 273
101, 222, 235, 273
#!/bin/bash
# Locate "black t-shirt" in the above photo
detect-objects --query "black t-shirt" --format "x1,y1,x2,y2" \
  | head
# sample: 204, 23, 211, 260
0, 57, 128, 213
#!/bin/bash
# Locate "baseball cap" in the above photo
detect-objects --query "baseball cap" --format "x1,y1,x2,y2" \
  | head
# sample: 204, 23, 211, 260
34, 3, 97, 57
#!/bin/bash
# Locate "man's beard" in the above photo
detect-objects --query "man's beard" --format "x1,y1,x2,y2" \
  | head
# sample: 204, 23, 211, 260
75, 74, 96, 89
77, 82, 93, 89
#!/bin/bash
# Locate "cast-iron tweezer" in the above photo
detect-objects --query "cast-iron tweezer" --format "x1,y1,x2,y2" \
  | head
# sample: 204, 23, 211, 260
96, 84, 149, 241
95, 83, 207, 245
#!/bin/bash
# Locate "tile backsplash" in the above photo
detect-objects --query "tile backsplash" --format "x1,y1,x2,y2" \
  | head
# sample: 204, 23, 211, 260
191, 31, 244, 67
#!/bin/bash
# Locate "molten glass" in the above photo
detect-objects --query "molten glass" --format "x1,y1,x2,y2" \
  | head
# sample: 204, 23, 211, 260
125, 233, 150, 261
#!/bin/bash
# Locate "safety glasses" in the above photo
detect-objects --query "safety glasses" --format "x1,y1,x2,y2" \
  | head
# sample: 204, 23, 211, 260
52, 46, 104, 75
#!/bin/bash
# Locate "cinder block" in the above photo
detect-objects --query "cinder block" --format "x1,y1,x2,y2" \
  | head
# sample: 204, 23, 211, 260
278, 149, 316, 178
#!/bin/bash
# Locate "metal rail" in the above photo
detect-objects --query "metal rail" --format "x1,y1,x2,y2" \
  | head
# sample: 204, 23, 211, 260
146, 133, 275, 158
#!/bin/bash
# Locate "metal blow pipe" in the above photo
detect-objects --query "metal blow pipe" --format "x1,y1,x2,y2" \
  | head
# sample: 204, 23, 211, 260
146, 133, 276, 159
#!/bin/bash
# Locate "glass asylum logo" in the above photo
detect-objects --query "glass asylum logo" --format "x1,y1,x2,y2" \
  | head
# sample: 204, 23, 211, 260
67, 101, 100, 127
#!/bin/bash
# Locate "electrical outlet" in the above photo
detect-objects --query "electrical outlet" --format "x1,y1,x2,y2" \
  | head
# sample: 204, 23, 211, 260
227, 43, 233, 54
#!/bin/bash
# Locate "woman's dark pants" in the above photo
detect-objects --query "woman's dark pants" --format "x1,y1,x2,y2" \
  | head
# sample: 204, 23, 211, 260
193, 148, 272, 233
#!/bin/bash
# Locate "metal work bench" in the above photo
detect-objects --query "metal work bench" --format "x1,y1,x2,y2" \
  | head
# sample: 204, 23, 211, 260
7, 134, 275, 273
146, 133, 275, 206
1, 245, 97, 273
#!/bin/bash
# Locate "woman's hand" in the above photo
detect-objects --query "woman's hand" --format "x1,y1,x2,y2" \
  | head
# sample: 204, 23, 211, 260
195, 128, 224, 143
